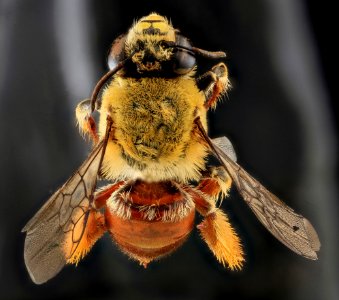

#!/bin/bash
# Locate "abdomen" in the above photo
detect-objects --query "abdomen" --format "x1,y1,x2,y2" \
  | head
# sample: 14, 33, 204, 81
105, 181, 195, 266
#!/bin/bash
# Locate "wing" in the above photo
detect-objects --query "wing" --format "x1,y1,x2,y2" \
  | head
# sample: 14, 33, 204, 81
212, 136, 237, 162
22, 120, 112, 284
195, 118, 320, 259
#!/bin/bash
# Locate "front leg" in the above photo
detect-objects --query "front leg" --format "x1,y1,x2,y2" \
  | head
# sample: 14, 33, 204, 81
75, 99, 99, 144
196, 62, 230, 110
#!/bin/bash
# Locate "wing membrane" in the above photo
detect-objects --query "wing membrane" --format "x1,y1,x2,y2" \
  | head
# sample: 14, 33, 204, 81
196, 119, 320, 259
22, 120, 112, 284
22, 141, 104, 284
216, 144, 320, 259
212, 136, 237, 162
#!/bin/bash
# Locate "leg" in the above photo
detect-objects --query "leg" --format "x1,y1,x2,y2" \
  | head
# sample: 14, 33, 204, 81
197, 207, 244, 270
65, 182, 125, 265
198, 166, 232, 205
196, 62, 230, 110
75, 99, 99, 144
189, 173, 244, 270
64, 209, 106, 265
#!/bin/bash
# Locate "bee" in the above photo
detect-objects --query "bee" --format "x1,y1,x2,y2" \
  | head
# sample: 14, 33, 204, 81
22, 12, 320, 284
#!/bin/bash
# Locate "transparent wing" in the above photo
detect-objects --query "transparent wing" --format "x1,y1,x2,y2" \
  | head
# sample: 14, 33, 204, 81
211, 137, 320, 259
22, 141, 105, 284
22, 120, 112, 284
195, 119, 320, 259
212, 136, 237, 162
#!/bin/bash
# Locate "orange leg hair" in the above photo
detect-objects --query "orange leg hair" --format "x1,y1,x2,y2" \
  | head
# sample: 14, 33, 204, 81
191, 170, 245, 270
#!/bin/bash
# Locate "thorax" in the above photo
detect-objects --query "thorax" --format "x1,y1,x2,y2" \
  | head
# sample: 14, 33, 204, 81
98, 76, 208, 182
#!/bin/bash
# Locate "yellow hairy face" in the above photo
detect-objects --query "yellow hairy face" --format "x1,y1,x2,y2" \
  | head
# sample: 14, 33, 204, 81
125, 13, 176, 71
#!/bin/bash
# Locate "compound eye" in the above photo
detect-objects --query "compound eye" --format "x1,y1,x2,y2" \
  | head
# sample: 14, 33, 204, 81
173, 35, 196, 74
108, 34, 126, 70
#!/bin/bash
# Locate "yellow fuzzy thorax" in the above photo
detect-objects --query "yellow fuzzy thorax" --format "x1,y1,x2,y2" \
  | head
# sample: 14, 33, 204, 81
98, 75, 208, 183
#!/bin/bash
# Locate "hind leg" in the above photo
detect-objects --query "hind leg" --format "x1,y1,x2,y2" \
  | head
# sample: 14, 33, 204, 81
189, 168, 244, 270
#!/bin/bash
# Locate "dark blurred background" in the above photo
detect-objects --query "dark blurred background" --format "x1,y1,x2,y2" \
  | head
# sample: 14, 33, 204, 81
0, 0, 338, 299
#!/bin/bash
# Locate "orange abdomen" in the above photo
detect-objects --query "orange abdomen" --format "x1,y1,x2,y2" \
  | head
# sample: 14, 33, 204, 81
105, 181, 195, 266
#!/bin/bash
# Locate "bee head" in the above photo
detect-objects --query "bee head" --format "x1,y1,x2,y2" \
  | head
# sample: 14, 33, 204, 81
108, 13, 197, 75
125, 13, 175, 72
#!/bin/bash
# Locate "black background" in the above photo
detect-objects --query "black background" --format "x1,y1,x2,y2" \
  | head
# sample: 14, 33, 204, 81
0, 1, 338, 299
